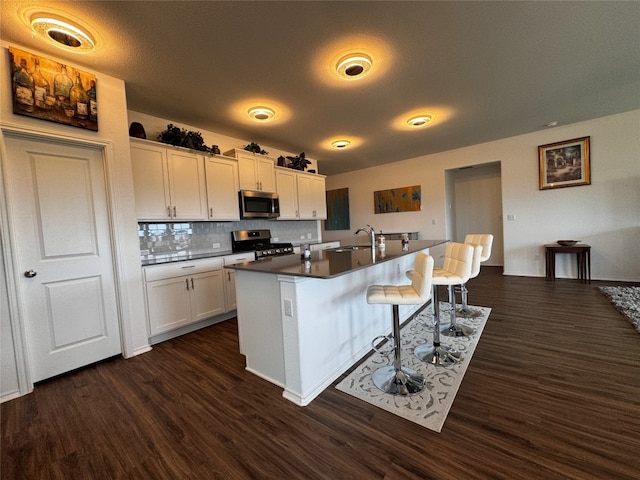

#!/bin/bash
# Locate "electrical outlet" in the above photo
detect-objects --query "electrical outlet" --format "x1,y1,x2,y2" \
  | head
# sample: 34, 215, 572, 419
212, 242, 221, 248
272, 237, 279, 242
507, 214, 516, 221
307, 233, 312, 239
300, 235, 305, 239
284, 299, 293, 317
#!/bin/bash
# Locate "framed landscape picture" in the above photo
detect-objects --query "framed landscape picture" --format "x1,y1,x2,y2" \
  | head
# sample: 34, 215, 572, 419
538, 136, 590, 190
9, 46, 98, 131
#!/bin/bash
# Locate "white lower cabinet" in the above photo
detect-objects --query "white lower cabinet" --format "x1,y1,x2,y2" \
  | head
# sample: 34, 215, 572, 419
223, 253, 254, 311
144, 258, 225, 336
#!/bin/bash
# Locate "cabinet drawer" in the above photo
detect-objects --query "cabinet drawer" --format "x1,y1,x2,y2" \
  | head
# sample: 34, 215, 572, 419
223, 253, 255, 265
144, 257, 224, 281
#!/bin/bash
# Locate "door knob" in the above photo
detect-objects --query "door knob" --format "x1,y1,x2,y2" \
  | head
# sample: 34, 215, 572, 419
24, 269, 37, 278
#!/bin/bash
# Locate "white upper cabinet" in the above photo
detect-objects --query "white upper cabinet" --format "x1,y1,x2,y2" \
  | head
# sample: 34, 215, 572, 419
131, 139, 207, 221
205, 156, 240, 221
297, 171, 327, 220
226, 149, 276, 192
275, 167, 326, 220
275, 168, 299, 219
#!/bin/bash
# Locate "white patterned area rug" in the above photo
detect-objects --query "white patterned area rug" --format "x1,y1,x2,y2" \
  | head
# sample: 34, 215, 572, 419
336, 303, 491, 433
599, 286, 640, 333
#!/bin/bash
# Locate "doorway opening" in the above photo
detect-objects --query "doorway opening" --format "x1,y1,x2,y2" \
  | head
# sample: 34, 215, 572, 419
445, 162, 503, 266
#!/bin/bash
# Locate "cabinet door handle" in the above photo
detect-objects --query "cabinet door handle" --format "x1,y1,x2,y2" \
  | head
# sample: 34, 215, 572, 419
185, 278, 189, 290
190, 278, 194, 289
227, 271, 231, 281
167, 206, 172, 218
173, 206, 177, 217
209, 207, 213, 218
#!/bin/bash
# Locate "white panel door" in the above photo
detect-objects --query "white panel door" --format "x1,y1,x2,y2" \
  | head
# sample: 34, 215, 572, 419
4, 136, 122, 382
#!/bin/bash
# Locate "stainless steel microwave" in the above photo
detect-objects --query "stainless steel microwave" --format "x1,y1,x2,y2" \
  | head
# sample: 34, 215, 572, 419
239, 190, 280, 219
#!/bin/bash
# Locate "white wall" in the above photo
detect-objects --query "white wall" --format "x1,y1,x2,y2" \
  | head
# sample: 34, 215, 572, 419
127, 111, 319, 173
0, 42, 150, 400
324, 110, 640, 282
0, 233, 20, 400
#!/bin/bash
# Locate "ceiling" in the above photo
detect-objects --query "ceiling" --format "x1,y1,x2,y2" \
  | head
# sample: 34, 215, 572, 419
1, 1, 639, 176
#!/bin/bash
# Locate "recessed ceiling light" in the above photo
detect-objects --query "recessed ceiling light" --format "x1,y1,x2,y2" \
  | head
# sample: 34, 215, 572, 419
336, 53, 372, 79
31, 14, 95, 53
406, 115, 433, 127
248, 106, 275, 122
331, 140, 351, 149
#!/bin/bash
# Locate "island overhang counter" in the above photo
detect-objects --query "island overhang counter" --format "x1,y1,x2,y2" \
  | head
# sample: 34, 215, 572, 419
226, 240, 447, 406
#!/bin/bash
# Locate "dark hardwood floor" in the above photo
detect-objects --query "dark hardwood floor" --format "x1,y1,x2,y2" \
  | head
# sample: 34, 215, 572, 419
2, 267, 639, 479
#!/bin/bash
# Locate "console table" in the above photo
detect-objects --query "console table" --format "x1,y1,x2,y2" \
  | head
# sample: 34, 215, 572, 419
545, 244, 591, 283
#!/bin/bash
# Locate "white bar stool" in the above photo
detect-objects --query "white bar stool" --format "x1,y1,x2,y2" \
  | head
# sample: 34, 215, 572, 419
441, 244, 483, 337
366, 252, 434, 395
457, 234, 494, 318
414, 243, 473, 366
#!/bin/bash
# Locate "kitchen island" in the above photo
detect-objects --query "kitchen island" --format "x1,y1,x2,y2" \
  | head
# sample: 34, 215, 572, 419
227, 240, 447, 406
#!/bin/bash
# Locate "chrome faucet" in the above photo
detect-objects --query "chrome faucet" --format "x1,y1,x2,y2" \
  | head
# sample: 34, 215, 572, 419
354, 224, 376, 249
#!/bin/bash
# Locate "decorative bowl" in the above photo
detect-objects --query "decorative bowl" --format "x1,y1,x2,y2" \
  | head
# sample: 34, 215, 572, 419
557, 240, 579, 246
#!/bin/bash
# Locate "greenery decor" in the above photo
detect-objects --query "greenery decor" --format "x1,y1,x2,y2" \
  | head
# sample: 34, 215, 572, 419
157, 124, 219, 153
287, 152, 311, 171
244, 142, 268, 155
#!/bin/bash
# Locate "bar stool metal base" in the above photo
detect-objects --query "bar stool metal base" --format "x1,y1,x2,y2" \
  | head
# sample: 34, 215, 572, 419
456, 306, 484, 318
441, 322, 475, 337
372, 365, 425, 395
414, 343, 461, 367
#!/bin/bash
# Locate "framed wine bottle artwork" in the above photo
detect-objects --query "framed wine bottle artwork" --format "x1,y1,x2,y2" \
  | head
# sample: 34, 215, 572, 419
8, 46, 98, 131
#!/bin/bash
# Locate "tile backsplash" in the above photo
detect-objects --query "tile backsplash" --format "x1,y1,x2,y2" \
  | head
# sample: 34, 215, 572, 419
138, 220, 320, 255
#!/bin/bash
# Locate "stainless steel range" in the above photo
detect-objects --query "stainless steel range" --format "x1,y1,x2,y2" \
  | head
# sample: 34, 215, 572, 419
231, 229, 294, 260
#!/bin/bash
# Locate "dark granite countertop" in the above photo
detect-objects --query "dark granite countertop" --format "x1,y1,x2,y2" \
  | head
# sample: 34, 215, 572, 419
140, 241, 340, 267
141, 249, 235, 267
225, 240, 448, 279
